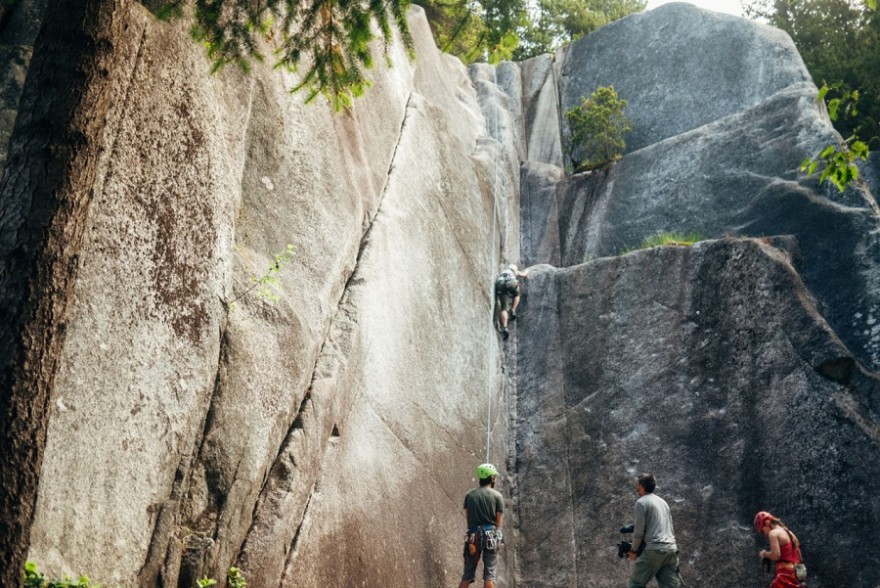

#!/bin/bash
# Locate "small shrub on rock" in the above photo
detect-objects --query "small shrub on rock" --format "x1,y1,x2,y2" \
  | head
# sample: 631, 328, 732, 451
565, 85, 633, 171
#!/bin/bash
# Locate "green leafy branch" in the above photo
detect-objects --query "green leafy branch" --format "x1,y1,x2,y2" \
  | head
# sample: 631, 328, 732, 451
24, 561, 98, 588
487, 31, 519, 64
196, 566, 246, 588
227, 567, 248, 588
800, 81, 871, 192
25, 562, 247, 588
801, 137, 869, 193
564, 85, 632, 171
228, 243, 295, 311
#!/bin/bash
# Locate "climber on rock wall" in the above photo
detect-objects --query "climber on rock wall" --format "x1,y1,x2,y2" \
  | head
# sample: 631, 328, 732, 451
494, 264, 528, 340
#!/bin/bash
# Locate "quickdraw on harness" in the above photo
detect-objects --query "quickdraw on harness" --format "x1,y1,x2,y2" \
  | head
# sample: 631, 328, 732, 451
464, 525, 504, 557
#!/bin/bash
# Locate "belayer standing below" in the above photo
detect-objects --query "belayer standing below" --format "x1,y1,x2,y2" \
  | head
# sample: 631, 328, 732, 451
459, 463, 504, 588
494, 264, 528, 340
627, 473, 683, 588
754, 511, 807, 587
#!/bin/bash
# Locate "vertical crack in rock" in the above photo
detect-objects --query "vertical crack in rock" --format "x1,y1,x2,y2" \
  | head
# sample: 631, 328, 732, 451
137, 452, 191, 586
350, 90, 415, 272
277, 490, 314, 587
141, 321, 231, 587
557, 294, 580, 587
147, 63, 260, 586
230, 91, 417, 587
501, 339, 521, 582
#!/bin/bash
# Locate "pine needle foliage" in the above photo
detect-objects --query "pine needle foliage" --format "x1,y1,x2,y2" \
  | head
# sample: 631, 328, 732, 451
419, 0, 488, 63
157, 0, 414, 110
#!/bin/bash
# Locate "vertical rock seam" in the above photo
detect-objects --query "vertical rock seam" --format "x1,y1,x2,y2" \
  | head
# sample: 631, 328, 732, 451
233, 92, 416, 587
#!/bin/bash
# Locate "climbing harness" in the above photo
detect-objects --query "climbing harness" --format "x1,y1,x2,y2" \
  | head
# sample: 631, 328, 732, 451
464, 525, 504, 555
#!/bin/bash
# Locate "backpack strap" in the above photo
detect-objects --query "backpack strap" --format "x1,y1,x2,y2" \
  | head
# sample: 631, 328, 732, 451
784, 528, 803, 563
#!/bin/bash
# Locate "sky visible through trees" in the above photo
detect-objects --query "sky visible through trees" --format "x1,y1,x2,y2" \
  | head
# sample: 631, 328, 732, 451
644, 0, 744, 15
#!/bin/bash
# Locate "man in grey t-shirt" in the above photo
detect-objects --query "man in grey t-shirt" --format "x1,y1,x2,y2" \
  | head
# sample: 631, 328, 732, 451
459, 463, 504, 588
627, 473, 683, 588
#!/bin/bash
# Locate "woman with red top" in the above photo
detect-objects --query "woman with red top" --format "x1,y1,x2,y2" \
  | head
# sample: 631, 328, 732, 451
753, 511, 806, 587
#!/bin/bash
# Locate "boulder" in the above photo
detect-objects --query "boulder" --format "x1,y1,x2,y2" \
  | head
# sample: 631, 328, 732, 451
561, 2, 812, 155
516, 5, 880, 587
526, 4, 880, 372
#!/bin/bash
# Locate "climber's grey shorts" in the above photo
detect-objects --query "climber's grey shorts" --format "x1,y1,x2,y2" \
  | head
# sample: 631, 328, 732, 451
462, 547, 497, 582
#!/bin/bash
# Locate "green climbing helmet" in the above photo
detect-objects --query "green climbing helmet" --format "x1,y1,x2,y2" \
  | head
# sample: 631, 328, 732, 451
477, 463, 498, 480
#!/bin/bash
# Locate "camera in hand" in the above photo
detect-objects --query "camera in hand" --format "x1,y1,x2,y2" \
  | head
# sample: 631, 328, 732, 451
616, 524, 646, 559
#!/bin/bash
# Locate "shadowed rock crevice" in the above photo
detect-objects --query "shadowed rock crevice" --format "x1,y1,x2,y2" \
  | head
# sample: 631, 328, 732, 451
137, 454, 192, 586
276, 491, 314, 587
168, 325, 237, 586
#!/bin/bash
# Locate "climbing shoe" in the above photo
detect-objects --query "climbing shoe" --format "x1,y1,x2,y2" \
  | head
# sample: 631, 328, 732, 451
501, 327, 510, 340
509, 312, 517, 321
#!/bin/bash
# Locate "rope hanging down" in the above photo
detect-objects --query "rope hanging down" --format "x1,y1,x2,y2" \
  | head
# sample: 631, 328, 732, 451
485, 63, 504, 464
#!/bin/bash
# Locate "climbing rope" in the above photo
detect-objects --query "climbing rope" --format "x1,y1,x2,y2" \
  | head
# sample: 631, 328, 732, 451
485, 62, 503, 464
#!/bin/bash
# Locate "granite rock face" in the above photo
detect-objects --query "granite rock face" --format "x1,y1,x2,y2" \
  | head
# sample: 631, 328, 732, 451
548, 83, 880, 370
524, 3, 880, 372
2, 1, 879, 587
514, 240, 880, 587
2, 2, 517, 586
516, 3, 880, 588
560, 2, 812, 154
0, 0, 46, 172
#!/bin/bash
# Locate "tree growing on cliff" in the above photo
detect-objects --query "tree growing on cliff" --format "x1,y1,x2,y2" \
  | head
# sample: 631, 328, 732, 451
157, 0, 414, 110
564, 85, 632, 171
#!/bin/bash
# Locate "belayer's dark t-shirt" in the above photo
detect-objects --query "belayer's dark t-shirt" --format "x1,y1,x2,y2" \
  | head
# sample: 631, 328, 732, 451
464, 485, 504, 529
